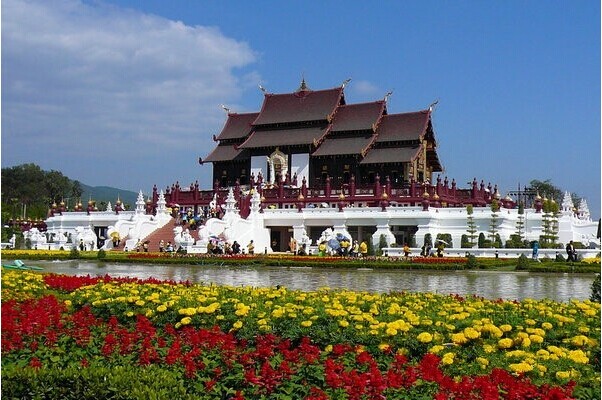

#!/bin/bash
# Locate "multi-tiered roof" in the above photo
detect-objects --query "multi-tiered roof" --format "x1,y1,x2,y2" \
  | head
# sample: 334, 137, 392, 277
202, 79, 442, 187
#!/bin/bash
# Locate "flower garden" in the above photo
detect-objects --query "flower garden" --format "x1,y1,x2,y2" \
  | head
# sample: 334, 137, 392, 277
2, 270, 600, 399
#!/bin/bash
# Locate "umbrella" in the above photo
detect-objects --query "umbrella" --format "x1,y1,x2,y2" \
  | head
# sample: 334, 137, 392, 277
328, 238, 341, 250
335, 233, 349, 241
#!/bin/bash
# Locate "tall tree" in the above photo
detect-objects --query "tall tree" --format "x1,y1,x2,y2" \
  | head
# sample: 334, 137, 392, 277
530, 179, 562, 202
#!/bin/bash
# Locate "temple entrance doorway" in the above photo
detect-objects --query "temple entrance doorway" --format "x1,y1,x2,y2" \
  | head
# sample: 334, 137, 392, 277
390, 225, 418, 247
269, 226, 292, 252
94, 226, 107, 249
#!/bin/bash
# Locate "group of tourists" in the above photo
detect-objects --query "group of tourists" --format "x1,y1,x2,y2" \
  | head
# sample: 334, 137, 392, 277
316, 239, 369, 257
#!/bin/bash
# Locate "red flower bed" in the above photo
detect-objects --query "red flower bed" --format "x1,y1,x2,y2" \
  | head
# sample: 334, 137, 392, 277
1, 295, 577, 399
43, 273, 191, 292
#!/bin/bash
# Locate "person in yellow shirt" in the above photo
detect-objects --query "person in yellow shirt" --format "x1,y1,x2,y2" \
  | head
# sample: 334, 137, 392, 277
318, 241, 327, 257
403, 243, 410, 260
359, 241, 368, 257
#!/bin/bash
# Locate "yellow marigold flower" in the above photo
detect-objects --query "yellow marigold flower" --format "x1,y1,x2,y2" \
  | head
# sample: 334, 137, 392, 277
417, 332, 433, 343
180, 317, 192, 325
571, 335, 590, 346
483, 344, 496, 353
567, 350, 589, 364
379, 343, 391, 352
339, 319, 349, 328
386, 327, 398, 336
500, 324, 512, 332
429, 345, 444, 354
441, 353, 455, 365
525, 319, 536, 326
528, 334, 543, 344
521, 337, 531, 348
463, 327, 480, 340
135, 300, 145, 306
451, 332, 468, 345
125, 311, 134, 317
301, 320, 312, 327
578, 326, 590, 333
476, 357, 489, 367
498, 338, 514, 349
556, 371, 571, 380
541, 322, 553, 330
156, 304, 167, 312
325, 345, 333, 353
509, 362, 533, 373
232, 320, 243, 330
354, 324, 363, 330
145, 309, 154, 317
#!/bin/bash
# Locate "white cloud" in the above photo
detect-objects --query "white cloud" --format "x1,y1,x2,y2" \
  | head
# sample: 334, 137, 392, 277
349, 80, 381, 99
1, 0, 259, 190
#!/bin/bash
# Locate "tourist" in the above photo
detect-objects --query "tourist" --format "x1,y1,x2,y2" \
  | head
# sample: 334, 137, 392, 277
566, 240, 576, 262
341, 239, 350, 256
532, 241, 540, 262
159, 240, 164, 252
224, 241, 232, 255
403, 243, 411, 260
297, 244, 307, 256
350, 240, 359, 257
232, 241, 241, 254
289, 237, 297, 255
359, 241, 368, 257
143, 241, 149, 252
166, 241, 174, 252
318, 241, 327, 256
79, 239, 84, 251
247, 240, 255, 255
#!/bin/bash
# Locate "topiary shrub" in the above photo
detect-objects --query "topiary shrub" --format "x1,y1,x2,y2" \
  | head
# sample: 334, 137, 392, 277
516, 254, 530, 270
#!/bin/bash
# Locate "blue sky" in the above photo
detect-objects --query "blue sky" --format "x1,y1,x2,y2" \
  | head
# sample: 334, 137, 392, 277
2, 0, 600, 218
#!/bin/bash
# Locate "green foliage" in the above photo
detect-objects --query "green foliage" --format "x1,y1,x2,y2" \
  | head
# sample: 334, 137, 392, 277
97, 249, 107, 260
435, 233, 453, 248
591, 275, 601, 303
69, 248, 80, 259
505, 234, 528, 249
478, 233, 486, 248
516, 254, 530, 270
461, 234, 471, 248
423, 233, 432, 247
1, 364, 196, 400
466, 205, 478, 247
530, 179, 562, 203
1, 163, 137, 221
465, 254, 478, 269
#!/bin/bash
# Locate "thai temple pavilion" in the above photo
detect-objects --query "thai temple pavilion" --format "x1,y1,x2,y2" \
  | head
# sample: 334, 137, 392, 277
201, 78, 442, 191
159, 78, 499, 219
40, 78, 598, 254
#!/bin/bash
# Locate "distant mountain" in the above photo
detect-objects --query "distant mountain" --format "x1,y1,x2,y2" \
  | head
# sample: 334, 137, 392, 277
79, 184, 138, 209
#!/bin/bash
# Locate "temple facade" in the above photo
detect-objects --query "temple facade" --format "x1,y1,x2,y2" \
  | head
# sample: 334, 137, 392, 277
39, 79, 599, 255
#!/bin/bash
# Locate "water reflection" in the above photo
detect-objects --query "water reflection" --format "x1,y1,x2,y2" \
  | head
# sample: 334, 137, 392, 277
25, 260, 597, 302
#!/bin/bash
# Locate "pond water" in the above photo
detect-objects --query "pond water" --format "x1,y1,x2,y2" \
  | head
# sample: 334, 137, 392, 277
18, 259, 598, 302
